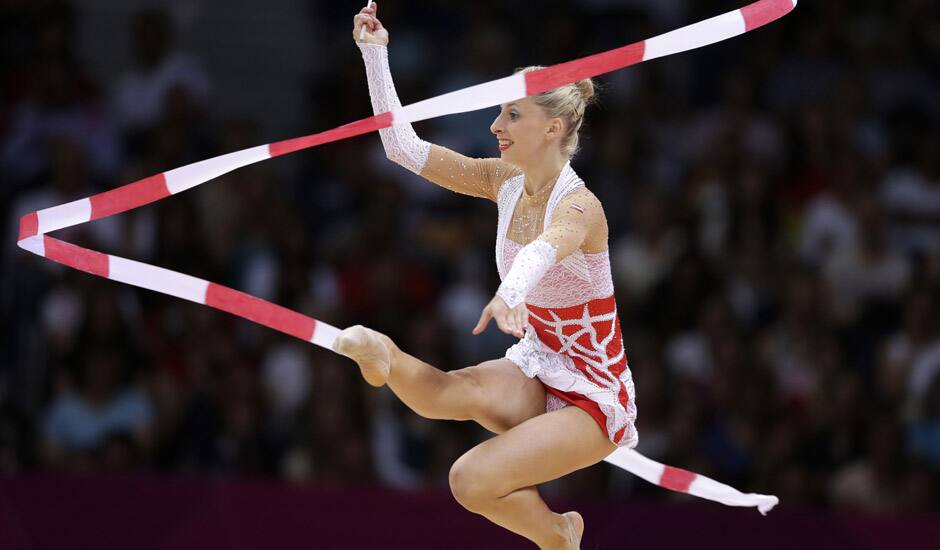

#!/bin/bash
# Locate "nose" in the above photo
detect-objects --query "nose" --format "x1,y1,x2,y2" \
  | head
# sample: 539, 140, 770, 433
490, 113, 503, 135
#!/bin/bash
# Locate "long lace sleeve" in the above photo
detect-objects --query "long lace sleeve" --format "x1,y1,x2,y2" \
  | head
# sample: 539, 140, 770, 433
359, 44, 519, 202
497, 239, 558, 308
358, 43, 430, 174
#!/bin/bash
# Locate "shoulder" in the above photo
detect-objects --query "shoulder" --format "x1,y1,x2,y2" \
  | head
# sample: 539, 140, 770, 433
490, 159, 523, 182
554, 186, 609, 252
44, 394, 83, 426
556, 187, 605, 222
490, 160, 524, 196
113, 389, 155, 418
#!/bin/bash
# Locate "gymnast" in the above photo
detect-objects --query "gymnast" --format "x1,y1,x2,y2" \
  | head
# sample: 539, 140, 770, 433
14, 3, 792, 543
335, 3, 637, 548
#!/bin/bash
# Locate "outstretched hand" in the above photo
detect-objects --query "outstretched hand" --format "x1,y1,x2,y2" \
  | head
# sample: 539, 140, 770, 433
473, 295, 529, 338
353, 2, 389, 46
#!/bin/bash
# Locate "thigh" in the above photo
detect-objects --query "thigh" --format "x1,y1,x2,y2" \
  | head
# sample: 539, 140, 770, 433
454, 405, 616, 498
457, 359, 545, 434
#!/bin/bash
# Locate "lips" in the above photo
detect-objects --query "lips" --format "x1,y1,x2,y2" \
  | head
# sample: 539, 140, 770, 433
498, 139, 514, 151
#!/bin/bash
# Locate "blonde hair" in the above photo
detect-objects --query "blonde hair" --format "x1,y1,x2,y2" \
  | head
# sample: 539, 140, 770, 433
516, 66, 596, 157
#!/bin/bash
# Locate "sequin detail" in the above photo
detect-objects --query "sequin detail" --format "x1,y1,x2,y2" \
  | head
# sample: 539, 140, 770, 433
498, 164, 637, 448
496, 240, 557, 308
417, 146, 521, 201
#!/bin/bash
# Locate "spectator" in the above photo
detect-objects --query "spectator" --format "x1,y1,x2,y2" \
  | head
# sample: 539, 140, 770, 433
41, 345, 154, 471
111, 9, 210, 132
908, 376, 940, 468
881, 132, 940, 255
823, 192, 910, 325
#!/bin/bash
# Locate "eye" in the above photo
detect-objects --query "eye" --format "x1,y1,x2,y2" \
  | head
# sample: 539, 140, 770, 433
509, 110, 519, 120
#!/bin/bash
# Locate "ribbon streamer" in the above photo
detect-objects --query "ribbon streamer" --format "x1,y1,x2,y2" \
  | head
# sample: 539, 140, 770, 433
16, 0, 797, 513
605, 448, 779, 515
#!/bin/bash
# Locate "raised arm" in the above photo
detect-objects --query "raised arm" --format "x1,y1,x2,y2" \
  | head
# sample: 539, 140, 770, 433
354, 4, 518, 201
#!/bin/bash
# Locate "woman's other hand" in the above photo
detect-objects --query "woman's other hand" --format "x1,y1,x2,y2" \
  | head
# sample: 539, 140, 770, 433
473, 295, 529, 339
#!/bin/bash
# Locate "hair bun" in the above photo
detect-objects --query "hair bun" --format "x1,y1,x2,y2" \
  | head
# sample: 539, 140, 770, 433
576, 78, 595, 101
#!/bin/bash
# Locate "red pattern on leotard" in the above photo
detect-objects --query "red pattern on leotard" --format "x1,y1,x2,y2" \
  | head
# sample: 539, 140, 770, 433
527, 296, 633, 443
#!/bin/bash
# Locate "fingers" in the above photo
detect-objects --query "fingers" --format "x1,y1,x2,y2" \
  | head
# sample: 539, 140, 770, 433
509, 306, 528, 338
474, 299, 526, 338
497, 308, 525, 338
499, 317, 523, 339
358, 3, 381, 28
353, 15, 367, 38
354, 3, 384, 42
500, 312, 514, 336
353, 15, 384, 43
472, 307, 492, 335
354, 14, 376, 31
515, 307, 528, 335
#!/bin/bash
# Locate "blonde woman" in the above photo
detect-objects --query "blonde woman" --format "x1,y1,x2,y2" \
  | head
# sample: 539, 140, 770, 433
336, 3, 637, 548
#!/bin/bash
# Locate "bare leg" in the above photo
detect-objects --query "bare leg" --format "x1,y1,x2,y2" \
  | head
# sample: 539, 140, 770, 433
333, 325, 544, 432
448, 406, 615, 549
466, 486, 583, 549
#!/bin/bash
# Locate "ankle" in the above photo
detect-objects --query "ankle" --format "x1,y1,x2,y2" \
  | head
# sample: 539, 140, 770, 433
384, 336, 401, 365
541, 515, 574, 550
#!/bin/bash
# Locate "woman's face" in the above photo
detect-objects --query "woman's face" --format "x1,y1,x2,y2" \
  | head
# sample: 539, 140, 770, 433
490, 97, 562, 166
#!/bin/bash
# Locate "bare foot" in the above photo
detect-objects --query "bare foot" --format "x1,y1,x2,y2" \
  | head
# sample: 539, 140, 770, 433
333, 325, 391, 387
562, 512, 583, 550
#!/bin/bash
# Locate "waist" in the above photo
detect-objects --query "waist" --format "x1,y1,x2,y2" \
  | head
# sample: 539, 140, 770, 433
527, 295, 616, 318
526, 296, 624, 359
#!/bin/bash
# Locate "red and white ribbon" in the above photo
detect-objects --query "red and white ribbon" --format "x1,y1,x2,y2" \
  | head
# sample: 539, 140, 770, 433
604, 448, 779, 514
16, 0, 796, 513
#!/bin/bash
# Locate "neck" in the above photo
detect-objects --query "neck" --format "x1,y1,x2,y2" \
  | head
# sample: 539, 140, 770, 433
522, 150, 568, 196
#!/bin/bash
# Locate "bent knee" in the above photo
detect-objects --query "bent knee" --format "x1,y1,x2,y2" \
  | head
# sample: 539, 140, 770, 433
448, 453, 498, 512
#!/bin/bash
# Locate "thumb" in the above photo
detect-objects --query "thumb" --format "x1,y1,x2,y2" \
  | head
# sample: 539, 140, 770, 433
473, 307, 492, 335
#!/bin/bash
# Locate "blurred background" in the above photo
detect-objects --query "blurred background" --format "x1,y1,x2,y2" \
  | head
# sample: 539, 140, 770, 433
2, 0, 940, 548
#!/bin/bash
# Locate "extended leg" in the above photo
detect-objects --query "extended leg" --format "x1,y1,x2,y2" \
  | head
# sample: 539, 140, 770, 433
334, 325, 544, 433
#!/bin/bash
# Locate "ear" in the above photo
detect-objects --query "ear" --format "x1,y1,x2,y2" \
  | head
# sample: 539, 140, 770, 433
545, 117, 565, 142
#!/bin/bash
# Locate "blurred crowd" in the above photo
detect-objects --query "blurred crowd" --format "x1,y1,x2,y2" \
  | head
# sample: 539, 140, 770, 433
2, 0, 939, 515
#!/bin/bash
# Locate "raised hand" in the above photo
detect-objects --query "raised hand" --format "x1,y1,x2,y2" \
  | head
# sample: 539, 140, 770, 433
353, 2, 389, 46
